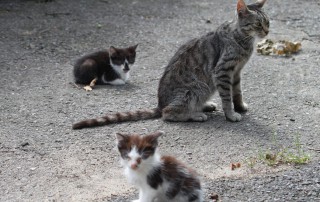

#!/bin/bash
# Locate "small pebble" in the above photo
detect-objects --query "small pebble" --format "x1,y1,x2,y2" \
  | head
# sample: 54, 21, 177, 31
21, 142, 29, 147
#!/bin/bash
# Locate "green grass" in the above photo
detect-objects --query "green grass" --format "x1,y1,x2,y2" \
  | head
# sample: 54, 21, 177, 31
246, 133, 310, 168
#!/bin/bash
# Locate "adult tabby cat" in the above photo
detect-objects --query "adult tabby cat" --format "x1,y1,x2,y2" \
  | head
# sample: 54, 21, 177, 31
116, 131, 203, 202
73, 45, 138, 91
72, 0, 269, 129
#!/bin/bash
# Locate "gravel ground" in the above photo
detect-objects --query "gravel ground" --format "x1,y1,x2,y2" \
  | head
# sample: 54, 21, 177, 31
0, 0, 319, 202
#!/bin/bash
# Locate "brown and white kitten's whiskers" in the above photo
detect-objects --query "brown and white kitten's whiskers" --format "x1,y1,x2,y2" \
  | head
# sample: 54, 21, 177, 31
116, 131, 203, 202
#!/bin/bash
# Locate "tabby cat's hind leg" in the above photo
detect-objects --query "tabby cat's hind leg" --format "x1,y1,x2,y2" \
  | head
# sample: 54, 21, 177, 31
202, 101, 217, 112
162, 106, 208, 122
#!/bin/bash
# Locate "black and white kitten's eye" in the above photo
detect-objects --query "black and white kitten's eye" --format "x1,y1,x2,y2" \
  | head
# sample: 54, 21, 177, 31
111, 56, 125, 65
127, 56, 135, 64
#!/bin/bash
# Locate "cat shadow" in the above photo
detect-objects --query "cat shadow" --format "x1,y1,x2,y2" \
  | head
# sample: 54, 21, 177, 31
165, 111, 275, 143
94, 82, 140, 91
69, 81, 140, 92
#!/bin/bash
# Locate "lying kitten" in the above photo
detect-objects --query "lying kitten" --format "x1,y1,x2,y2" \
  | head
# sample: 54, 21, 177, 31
73, 45, 138, 91
116, 131, 203, 202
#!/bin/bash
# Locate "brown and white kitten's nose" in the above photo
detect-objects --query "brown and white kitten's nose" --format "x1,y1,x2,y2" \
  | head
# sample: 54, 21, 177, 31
130, 157, 141, 170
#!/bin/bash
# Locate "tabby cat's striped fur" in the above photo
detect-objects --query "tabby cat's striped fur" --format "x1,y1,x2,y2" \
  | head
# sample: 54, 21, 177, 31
72, 0, 269, 130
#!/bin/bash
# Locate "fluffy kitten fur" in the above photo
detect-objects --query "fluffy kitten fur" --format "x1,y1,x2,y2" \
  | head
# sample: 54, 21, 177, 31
116, 131, 203, 202
73, 45, 138, 90
72, 0, 269, 129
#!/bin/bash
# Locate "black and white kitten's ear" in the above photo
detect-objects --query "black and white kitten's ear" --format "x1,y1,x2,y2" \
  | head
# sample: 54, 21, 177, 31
129, 44, 138, 52
253, 0, 267, 8
132, 44, 138, 50
146, 131, 164, 146
237, 0, 250, 17
109, 46, 117, 56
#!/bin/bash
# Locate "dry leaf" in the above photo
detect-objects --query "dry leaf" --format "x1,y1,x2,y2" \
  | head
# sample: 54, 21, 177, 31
257, 39, 302, 56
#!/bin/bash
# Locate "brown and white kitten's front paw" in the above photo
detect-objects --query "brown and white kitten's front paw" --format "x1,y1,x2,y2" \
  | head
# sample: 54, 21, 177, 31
225, 111, 242, 122
234, 102, 248, 113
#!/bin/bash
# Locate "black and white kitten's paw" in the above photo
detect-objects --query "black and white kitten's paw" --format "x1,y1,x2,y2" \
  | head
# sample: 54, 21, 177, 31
83, 86, 93, 91
234, 102, 248, 113
203, 101, 217, 112
225, 112, 242, 122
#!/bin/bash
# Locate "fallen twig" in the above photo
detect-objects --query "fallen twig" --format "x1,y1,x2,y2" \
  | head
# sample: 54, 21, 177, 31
307, 147, 320, 152
69, 82, 81, 89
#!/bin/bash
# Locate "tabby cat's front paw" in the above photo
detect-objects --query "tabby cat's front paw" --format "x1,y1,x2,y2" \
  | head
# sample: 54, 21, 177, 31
225, 112, 242, 122
234, 102, 248, 113
131, 200, 140, 202
191, 113, 208, 122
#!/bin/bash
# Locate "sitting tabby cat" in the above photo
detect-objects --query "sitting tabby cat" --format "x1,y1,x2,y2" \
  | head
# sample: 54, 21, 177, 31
116, 131, 203, 202
73, 45, 138, 91
72, 0, 269, 129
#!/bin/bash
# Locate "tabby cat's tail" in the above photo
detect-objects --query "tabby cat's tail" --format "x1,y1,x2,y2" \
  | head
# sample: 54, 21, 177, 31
72, 108, 161, 130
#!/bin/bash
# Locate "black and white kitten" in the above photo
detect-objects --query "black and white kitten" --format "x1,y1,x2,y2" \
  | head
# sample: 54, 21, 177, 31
116, 131, 203, 202
73, 45, 138, 91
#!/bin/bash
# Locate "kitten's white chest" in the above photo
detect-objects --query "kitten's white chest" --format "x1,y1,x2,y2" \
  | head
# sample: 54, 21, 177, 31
125, 167, 148, 186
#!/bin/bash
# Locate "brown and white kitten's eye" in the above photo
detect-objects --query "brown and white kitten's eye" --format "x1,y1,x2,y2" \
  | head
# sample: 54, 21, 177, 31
141, 147, 154, 159
141, 152, 151, 159
121, 151, 131, 160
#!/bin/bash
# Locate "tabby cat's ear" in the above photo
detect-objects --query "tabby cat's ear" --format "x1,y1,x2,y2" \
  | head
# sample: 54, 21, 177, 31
109, 46, 117, 56
237, 0, 249, 17
254, 0, 267, 8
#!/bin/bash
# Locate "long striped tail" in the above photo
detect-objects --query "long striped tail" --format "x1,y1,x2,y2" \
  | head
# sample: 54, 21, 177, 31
72, 108, 161, 130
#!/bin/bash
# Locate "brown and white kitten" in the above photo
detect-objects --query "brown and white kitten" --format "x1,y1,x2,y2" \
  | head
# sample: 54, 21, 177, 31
73, 45, 138, 91
72, 0, 269, 129
116, 131, 203, 202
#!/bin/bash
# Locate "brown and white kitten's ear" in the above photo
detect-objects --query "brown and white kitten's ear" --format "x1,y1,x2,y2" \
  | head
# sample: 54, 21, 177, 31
253, 0, 267, 8
109, 46, 117, 56
237, 0, 250, 17
146, 131, 164, 146
115, 133, 128, 143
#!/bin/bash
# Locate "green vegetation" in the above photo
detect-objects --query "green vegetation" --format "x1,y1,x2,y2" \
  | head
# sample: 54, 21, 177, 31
246, 133, 310, 168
